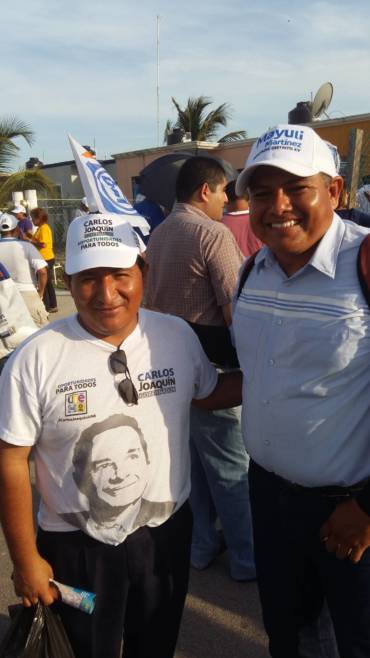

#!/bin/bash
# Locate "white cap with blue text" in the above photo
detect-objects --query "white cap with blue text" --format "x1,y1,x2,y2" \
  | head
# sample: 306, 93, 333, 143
65, 213, 143, 275
236, 124, 338, 195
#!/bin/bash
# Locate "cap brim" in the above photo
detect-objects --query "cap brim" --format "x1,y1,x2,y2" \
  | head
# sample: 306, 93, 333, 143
236, 160, 331, 195
65, 248, 139, 275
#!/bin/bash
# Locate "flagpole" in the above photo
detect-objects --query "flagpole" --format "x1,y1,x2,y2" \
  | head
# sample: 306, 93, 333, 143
156, 15, 160, 147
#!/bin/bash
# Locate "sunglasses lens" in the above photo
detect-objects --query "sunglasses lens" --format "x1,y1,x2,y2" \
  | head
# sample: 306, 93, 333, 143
118, 378, 139, 405
110, 349, 128, 374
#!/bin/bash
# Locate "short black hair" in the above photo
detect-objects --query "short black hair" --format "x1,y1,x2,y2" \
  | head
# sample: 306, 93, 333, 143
225, 179, 249, 202
72, 413, 149, 492
176, 156, 226, 203
136, 254, 146, 271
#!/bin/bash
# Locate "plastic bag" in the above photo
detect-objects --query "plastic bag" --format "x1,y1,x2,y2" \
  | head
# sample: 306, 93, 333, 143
0, 602, 75, 658
0, 264, 37, 360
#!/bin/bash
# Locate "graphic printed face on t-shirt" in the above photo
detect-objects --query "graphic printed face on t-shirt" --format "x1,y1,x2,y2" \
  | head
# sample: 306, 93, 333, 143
90, 427, 148, 506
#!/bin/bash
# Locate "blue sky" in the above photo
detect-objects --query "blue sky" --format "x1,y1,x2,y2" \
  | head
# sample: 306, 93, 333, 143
2, 0, 370, 168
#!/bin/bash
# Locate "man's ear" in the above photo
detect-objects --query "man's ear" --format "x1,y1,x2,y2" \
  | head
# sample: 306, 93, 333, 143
329, 176, 344, 209
199, 182, 211, 203
63, 272, 71, 291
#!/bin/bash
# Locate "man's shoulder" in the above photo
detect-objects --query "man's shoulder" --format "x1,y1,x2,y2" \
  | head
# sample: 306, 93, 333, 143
140, 308, 191, 333
2, 239, 40, 258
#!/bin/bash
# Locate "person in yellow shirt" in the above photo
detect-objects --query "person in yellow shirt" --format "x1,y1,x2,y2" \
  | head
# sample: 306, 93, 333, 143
30, 208, 58, 313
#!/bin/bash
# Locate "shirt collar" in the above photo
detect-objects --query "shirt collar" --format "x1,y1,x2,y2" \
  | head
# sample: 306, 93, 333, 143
172, 202, 213, 223
254, 213, 345, 279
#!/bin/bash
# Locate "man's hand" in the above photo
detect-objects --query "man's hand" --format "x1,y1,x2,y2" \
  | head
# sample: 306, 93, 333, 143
13, 554, 58, 607
320, 497, 370, 563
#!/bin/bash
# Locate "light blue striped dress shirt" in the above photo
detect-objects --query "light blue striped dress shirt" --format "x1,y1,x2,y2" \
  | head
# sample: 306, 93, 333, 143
233, 213, 370, 487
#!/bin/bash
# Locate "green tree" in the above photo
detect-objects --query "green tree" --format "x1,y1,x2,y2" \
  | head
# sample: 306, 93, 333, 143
164, 96, 247, 144
0, 116, 55, 206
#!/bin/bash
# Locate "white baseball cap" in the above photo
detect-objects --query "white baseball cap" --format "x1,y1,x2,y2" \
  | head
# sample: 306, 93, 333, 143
12, 205, 27, 215
0, 213, 19, 232
65, 213, 144, 275
236, 124, 338, 195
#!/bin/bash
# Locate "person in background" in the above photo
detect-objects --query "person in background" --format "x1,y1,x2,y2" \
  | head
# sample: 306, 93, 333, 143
74, 197, 89, 219
0, 214, 48, 328
336, 186, 370, 227
30, 208, 58, 313
11, 205, 34, 241
0, 262, 37, 373
222, 180, 263, 257
145, 156, 255, 582
356, 184, 370, 214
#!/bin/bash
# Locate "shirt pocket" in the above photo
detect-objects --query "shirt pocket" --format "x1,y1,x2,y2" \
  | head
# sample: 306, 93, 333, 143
292, 324, 353, 375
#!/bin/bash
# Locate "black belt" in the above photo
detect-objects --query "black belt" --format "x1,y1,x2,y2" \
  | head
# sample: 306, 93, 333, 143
276, 473, 370, 498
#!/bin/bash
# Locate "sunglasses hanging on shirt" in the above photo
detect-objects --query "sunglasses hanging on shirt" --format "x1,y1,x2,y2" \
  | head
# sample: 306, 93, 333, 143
109, 348, 139, 406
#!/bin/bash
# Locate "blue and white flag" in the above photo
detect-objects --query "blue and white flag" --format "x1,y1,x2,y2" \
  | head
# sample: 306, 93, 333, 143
68, 135, 150, 234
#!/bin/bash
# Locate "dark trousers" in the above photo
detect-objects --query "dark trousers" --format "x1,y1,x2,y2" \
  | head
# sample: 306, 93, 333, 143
43, 259, 57, 310
37, 502, 192, 658
249, 461, 370, 658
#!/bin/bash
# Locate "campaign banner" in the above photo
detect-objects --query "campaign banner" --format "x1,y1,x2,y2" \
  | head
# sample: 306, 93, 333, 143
68, 135, 150, 234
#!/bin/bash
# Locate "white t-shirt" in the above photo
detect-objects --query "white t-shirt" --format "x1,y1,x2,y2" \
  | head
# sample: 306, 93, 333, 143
0, 239, 47, 291
0, 309, 217, 545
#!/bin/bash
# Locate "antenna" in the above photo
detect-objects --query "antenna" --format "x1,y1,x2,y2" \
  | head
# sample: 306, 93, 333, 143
156, 15, 160, 147
312, 82, 333, 119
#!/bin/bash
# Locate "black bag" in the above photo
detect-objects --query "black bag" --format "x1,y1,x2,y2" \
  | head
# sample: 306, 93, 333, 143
187, 321, 239, 368
0, 602, 75, 658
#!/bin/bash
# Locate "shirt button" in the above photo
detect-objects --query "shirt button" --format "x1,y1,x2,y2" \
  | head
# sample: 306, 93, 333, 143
268, 359, 275, 366
276, 319, 283, 326
262, 399, 269, 405
264, 440, 271, 446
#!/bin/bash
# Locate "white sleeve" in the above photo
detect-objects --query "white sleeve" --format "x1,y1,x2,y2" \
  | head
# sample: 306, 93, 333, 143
0, 366, 41, 446
27, 244, 48, 271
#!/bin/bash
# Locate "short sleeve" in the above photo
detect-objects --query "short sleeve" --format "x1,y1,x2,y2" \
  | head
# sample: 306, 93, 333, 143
0, 362, 41, 446
28, 243, 47, 272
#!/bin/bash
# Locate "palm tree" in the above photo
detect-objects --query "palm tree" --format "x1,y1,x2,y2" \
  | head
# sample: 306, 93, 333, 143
0, 116, 55, 207
164, 96, 247, 144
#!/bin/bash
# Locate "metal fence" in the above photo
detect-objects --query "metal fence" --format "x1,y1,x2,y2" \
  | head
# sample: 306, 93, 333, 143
39, 199, 79, 257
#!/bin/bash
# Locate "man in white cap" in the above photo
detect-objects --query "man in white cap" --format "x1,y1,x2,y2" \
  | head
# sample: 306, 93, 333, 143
74, 196, 89, 219
0, 213, 48, 327
233, 124, 370, 657
0, 212, 241, 658
11, 204, 34, 240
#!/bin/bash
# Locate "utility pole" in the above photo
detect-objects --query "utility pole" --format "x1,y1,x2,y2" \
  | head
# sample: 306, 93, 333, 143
156, 15, 160, 147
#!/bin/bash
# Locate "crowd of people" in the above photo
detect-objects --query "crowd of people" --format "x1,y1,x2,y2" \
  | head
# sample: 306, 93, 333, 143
0, 124, 370, 658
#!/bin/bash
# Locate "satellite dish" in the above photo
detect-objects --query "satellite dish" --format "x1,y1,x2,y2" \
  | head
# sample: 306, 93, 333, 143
312, 82, 333, 119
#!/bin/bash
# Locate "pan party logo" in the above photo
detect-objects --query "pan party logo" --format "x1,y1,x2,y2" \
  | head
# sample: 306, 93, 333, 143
86, 160, 138, 216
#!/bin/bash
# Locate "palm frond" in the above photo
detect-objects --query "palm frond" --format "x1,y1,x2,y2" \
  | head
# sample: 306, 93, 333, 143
169, 96, 237, 142
218, 130, 247, 143
0, 169, 56, 207
163, 119, 174, 144
0, 116, 34, 173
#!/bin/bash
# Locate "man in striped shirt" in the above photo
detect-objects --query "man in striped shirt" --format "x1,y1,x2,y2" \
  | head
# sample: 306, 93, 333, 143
233, 124, 370, 658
